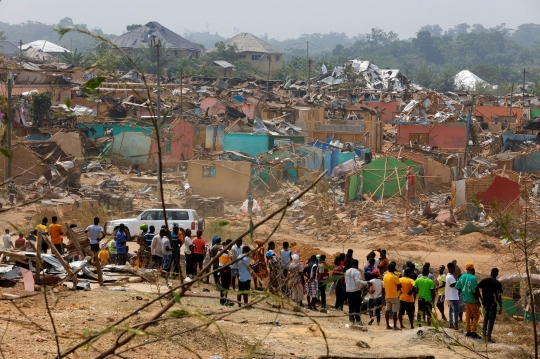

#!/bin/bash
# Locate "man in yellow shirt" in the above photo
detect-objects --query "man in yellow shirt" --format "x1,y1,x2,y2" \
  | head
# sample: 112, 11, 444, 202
436, 265, 448, 321
49, 216, 64, 255
399, 268, 416, 329
383, 262, 402, 330
35, 217, 49, 254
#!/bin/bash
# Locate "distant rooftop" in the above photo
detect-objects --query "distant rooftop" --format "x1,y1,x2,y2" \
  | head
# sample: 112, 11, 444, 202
217, 33, 283, 54
22, 40, 70, 53
112, 22, 203, 52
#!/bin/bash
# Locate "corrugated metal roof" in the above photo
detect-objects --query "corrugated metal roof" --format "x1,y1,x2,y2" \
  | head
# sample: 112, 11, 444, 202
213, 60, 235, 68
22, 40, 70, 53
111, 22, 203, 52
0, 41, 19, 55
217, 33, 283, 54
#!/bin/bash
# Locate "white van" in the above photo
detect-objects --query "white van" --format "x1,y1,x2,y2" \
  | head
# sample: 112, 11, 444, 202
105, 209, 204, 239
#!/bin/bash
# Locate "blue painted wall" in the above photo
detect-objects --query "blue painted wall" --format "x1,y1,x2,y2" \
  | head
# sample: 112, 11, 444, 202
78, 121, 153, 138
25, 133, 52, 141
513, 151, 540, 172
223, 133, 270, 157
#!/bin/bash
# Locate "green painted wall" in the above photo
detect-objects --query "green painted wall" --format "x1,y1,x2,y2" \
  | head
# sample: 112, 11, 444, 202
362, 157, 408, 198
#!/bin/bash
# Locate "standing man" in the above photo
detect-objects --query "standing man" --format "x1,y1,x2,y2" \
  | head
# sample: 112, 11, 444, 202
184, 229, 193, 276
150, 229, 163, 269
280, 241, 291, 281
108, 237, 117, 265
49, 216, 64, 255
237, 245, 255, 307
398, 268, 416, 329
219, 239, 233, 306
210, 237, 223, 285
317, 254, 330, 312
445, 262, 460, 330
305, 255, 319, 310
436, 265, 448, 321
383, 262, 401, 330
368, 269, 384, 325
455, 262, 481, 339
378, 249, 389, 274
230, 239, 243, 290
160, 229, 173, 272
477, 268, 503, 343
115, 224, 128, 265
35, 218, 49, 254
86, 217, 106, 254
2, 229, 13, 249
8, 180, 17, 206
345, 259, 367, 324
192, 230, 206, 277
413, 267, 436, 326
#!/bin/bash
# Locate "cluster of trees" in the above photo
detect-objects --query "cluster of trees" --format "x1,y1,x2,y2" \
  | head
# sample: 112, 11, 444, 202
2, 18, 540, 92
274, 23, 540, 92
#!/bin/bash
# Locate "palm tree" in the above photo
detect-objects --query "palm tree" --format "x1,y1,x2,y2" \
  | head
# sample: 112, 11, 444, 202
58, 48, 85, 67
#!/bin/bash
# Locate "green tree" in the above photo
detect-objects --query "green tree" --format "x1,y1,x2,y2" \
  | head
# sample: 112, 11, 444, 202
58, 48, 85, 67
126, 24, 143, 32
0, 31, 6, 41
29, 92, 52, 126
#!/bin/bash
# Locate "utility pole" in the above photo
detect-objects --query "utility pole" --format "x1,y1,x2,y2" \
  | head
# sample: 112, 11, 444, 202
6, 72, 13, 181
307, 59, 312, 97
463, 95, 474, 174
267, 55, 271, 92
180, 68, 183, 113
150, 35, 162, 202
306, 41, 310, 97
509, 83, 514, 118
523, 69, 526, 100
19, 40, 22, 66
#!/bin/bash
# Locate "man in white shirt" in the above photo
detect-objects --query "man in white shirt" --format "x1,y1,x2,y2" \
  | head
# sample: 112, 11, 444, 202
230, 239, 243, 290
160, 229, 172, 272
446, 262, 460, 330
151, 231, 163, 269
85, 217, 106, 253
345, 259, 367, 325
2, 229, 13, 249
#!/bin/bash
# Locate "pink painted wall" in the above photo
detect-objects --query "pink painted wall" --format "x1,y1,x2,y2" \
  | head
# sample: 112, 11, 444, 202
151, 119, 194, 166
367, 102, 398, 122
397, 124, 467, 149
241, 103, 255, 119
200, 97, 226, 116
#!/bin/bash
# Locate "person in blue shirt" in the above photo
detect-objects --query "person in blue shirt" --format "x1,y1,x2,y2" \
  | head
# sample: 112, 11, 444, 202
237, 245, 259, 307
115, 224, 128, 265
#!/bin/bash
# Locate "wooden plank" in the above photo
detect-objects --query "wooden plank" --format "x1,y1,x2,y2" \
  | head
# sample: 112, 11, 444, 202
41, 235, 78, 286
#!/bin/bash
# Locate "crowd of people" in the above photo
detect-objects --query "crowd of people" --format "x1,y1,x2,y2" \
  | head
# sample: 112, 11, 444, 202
5, 218, 504, 343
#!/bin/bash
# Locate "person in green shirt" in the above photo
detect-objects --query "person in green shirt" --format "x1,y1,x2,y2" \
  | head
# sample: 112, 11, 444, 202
455, 262, 481, 339
413, 267, 435, 325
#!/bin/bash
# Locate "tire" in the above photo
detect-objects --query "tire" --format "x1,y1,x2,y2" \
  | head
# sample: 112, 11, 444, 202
197, 218, 205, 231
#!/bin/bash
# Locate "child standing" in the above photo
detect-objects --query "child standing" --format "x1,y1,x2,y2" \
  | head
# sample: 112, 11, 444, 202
99, 244, 110, 265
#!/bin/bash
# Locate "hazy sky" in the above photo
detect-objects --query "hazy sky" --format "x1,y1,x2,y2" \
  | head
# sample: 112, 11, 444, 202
1, 0, 539, 39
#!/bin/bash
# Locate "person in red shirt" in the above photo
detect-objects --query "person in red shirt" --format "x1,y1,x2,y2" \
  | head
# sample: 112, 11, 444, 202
14, 233, 26, 249
192, 230, 206, 277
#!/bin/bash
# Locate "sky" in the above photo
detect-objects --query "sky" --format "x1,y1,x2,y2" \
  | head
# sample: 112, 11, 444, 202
1, 0, 539, 39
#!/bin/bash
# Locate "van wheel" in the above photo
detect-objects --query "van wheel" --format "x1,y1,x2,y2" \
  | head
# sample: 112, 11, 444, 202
198, 218, 205, 231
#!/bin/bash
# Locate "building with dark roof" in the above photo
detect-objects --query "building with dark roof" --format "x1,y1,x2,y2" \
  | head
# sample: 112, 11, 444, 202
212, 33, 284, 74
112, 22, 203, 59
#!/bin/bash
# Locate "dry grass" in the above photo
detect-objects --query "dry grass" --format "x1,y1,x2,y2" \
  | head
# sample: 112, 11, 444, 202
30, 200, 112, 231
